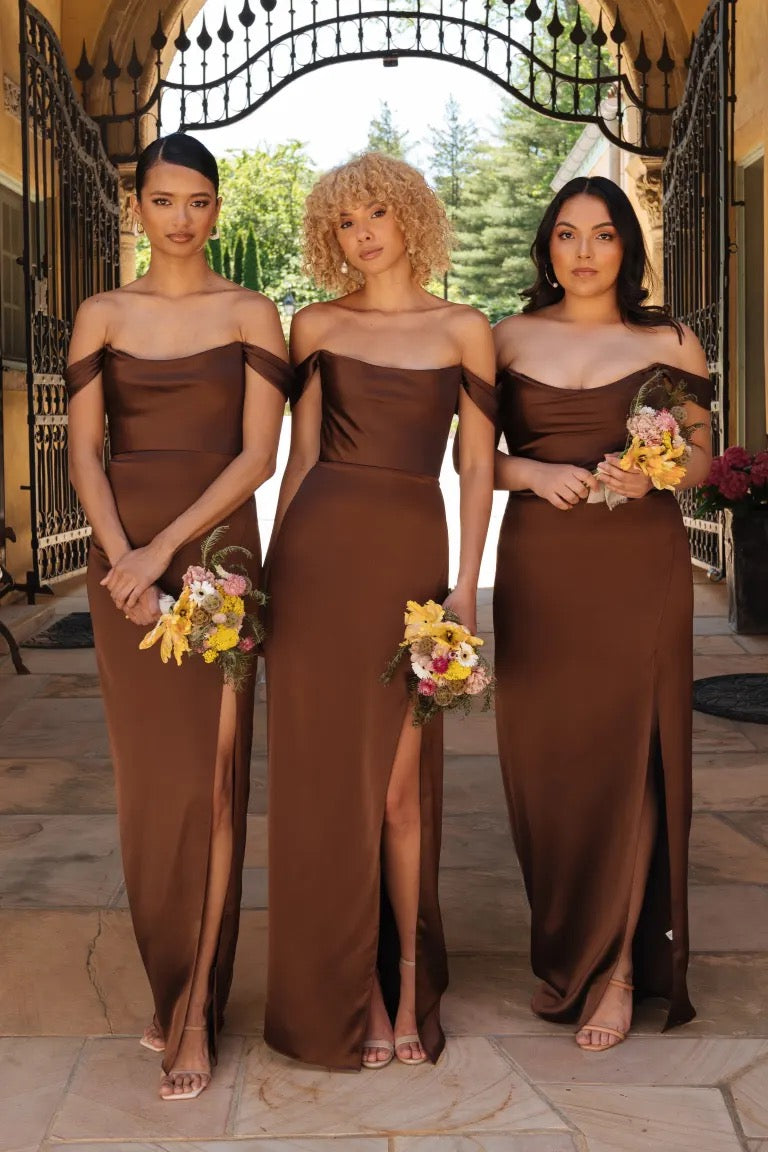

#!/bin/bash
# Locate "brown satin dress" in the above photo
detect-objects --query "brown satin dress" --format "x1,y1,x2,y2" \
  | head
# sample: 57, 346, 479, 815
64, 341, 292, 1075
494, 361, 713, 1032
264, 349, 497, 1070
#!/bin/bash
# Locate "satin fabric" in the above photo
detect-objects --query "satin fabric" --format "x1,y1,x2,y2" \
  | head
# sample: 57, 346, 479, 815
264, 350, 497, 1069
65, 341, 292, 1073
493, 361, 713, 1032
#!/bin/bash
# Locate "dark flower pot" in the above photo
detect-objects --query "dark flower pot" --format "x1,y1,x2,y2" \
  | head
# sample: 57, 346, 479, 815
725, 508, 768, 634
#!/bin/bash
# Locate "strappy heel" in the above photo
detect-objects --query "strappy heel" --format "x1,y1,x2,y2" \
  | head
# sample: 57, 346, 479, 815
576, 977, 634, 1053
139, 1015, 165, 1053
394, 957, 427, 1066
361, 1038, 395, 1069
159, 1025, 211, 1101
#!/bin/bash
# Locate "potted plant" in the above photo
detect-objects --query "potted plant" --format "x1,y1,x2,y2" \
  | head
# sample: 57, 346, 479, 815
696, 446, 768, 633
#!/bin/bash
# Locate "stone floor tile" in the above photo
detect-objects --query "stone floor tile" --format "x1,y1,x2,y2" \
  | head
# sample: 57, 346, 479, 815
734, 722, 768, 751
38, 673, 102, 697
695, 655, 768, 679
0, 696, 109, 757
440, 813, 520, 873
693, 583, 729, 617
733, 635, 768, 654
0, 757, 115, 814
693, 636, 747, 656
392, 1138, 579, 1151
0, 672, 44, 724
689, 885, 768, 951
440, 870, 530, 953
444, 713, 499, 757
244, 813, 267, 867
693, 618, 733, 636
235, 1036, 567, 1137
747, 1143, 768, 1151
42, 1143, 387, 1152
51, 1036, 243, 1141
692, 714, 757, 754
443, 756, 507, 817
725, 812, 768, 849
731, 1058, 768, 1137
0, 1037, 82, 1152
692, 758, 768, 810
442, 955, 558, 1037
0, 815, 122, 907
241, 867, 268, 908
247, 756, 268, 814
500, 1037, 768, 1085
543, 1084, 743, 1151
251, 703, 267, 755
685, 954, 768, 1037
224, 911, 268, 1033
11, 648, 100, 675
690, 814, 768, 884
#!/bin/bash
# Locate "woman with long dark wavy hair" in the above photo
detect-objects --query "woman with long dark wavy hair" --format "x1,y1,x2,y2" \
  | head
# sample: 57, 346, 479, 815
492, 176, 712, 1051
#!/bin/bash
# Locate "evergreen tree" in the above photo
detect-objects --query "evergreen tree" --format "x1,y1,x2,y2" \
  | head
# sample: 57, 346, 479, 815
428, 95, 478, 298
223, 244, 232, 281
367, 102, 409, 158
243, 226, 261, 291
207, 236, 223, 274
233, 233, 245, 286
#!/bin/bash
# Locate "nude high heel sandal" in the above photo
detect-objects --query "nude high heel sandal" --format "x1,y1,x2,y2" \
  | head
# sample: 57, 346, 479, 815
159, 1026, 211, 1101
395, 957, 427, 1066
575, 977, 634, 1053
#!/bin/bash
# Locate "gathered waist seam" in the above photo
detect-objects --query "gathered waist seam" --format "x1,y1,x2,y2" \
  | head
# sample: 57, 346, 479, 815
316, 458, 439, 484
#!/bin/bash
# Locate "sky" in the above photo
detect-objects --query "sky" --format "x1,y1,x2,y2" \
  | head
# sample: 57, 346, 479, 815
164, 0, 507, 172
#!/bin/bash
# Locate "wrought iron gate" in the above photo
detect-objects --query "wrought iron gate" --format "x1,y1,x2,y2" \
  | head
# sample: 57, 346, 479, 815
663, 0, 735, 577
19, 1, 120, 597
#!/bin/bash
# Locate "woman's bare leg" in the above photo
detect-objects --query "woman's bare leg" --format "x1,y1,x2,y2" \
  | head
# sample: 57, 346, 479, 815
577, 772, 658, 1049
160, 687, 237, 1096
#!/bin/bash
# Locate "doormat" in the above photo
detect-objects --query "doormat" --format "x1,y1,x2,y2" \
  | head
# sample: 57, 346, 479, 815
23, 612, 94, 649
693, 673, 768, 725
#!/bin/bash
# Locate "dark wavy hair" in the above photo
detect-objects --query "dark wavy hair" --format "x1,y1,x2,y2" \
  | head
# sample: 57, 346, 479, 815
135, 132, 219, 198
522, 176, 681, 338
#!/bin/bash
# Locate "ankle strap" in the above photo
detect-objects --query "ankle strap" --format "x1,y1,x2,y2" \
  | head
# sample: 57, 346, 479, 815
399, 956, 416, 967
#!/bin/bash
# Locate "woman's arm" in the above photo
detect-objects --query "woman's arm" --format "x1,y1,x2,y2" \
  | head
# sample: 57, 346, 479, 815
103, 295, 288, 611
443, 310, 496, 636
268, 305, 324, 545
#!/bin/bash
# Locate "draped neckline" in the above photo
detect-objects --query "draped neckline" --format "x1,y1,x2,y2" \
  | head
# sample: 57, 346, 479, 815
500, 360, 711, 394
297, 348, 464, 376
104, 340, 244, 364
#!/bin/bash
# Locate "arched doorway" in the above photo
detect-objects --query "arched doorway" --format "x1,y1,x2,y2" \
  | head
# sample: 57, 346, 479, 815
16, 0, 734, 595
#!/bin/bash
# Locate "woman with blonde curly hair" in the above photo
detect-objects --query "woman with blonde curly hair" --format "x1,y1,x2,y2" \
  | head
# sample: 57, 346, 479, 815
264, 151, 497, 1070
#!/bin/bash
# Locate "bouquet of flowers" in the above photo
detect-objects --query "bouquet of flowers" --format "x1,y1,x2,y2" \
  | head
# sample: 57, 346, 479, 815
382, 599, 494, 727
695, 446, 768, 516
139, 526, 266, 690
593, 368, 704, 509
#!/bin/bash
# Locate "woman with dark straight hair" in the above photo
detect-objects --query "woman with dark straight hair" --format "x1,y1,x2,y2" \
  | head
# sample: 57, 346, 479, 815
66, 133, 292, 1099
493, 176, 712, 1051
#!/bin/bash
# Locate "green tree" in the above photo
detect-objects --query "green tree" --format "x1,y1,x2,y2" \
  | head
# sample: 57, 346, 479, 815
233, 233, 245, 286
223, 243, 232, 281
428, 95, 478, 299
366, 102, 409, 159
242, 225, 261, 291
207, 235, 223, 274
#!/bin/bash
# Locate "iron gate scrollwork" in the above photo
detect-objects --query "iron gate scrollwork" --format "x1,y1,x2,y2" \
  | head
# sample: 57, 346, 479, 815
19, 1, 121, 595
663, 0, 735, 577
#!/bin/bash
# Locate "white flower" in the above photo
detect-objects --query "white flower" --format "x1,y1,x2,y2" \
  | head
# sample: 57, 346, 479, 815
455, 641, 479, 668
410, 652, 434, 680
158, 594, 175, 615
188, 579, 217, 605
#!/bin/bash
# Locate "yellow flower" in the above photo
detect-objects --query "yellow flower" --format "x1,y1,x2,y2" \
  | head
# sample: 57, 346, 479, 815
220, 594, 245, 616
203, 649, 219, 663
207, 626, 240, 652
443, 661, 473, 681
404, 599, 444, 642
138, 608, 191, 667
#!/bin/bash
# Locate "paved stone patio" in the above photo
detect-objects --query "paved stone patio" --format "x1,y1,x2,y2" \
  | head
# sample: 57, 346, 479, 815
1, 566, 767, 1151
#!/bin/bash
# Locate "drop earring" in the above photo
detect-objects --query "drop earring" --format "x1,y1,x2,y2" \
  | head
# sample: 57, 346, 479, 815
545, 264, 559, 288
133, 218, 144, 236
210, 225, 220, 240
340, 260, 349, 275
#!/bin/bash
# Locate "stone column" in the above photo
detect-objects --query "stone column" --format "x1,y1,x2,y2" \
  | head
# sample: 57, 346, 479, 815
632, 157, 665, 305
118, 163, 138, 285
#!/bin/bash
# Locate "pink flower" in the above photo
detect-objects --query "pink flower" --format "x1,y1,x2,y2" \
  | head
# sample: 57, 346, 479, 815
718, 468, 750, 501
417, 679, 436, 696
212, 612, 227, 625
183, 565, 214, 587
655, 408, 680, 435
724, 445, 751, 470
430, 654, 450, 674
222, 573, 248, 597
751, 451, 768, 488
238, 636, 256, 653
465, 667, 490, 696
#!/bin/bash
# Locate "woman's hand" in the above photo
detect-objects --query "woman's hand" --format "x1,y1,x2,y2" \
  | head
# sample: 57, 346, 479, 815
122, 585, 163, 627
443, 584, 478, 638
528, 461, 600, 510
596, 453, 653, 500
101, 540, 173, 611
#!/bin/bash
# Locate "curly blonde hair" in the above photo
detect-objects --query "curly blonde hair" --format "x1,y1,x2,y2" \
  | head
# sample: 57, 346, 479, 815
303, 152, 453, 293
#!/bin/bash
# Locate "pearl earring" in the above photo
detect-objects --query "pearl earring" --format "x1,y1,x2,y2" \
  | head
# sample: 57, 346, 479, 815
545, 264, 559, 288
340, 260, 349, 275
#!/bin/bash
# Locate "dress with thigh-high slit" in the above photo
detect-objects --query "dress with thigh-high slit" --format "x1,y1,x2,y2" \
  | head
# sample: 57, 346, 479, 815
264, 349, 497, 1070
64, 341, 293, 1075
493, 360, 713, 1031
